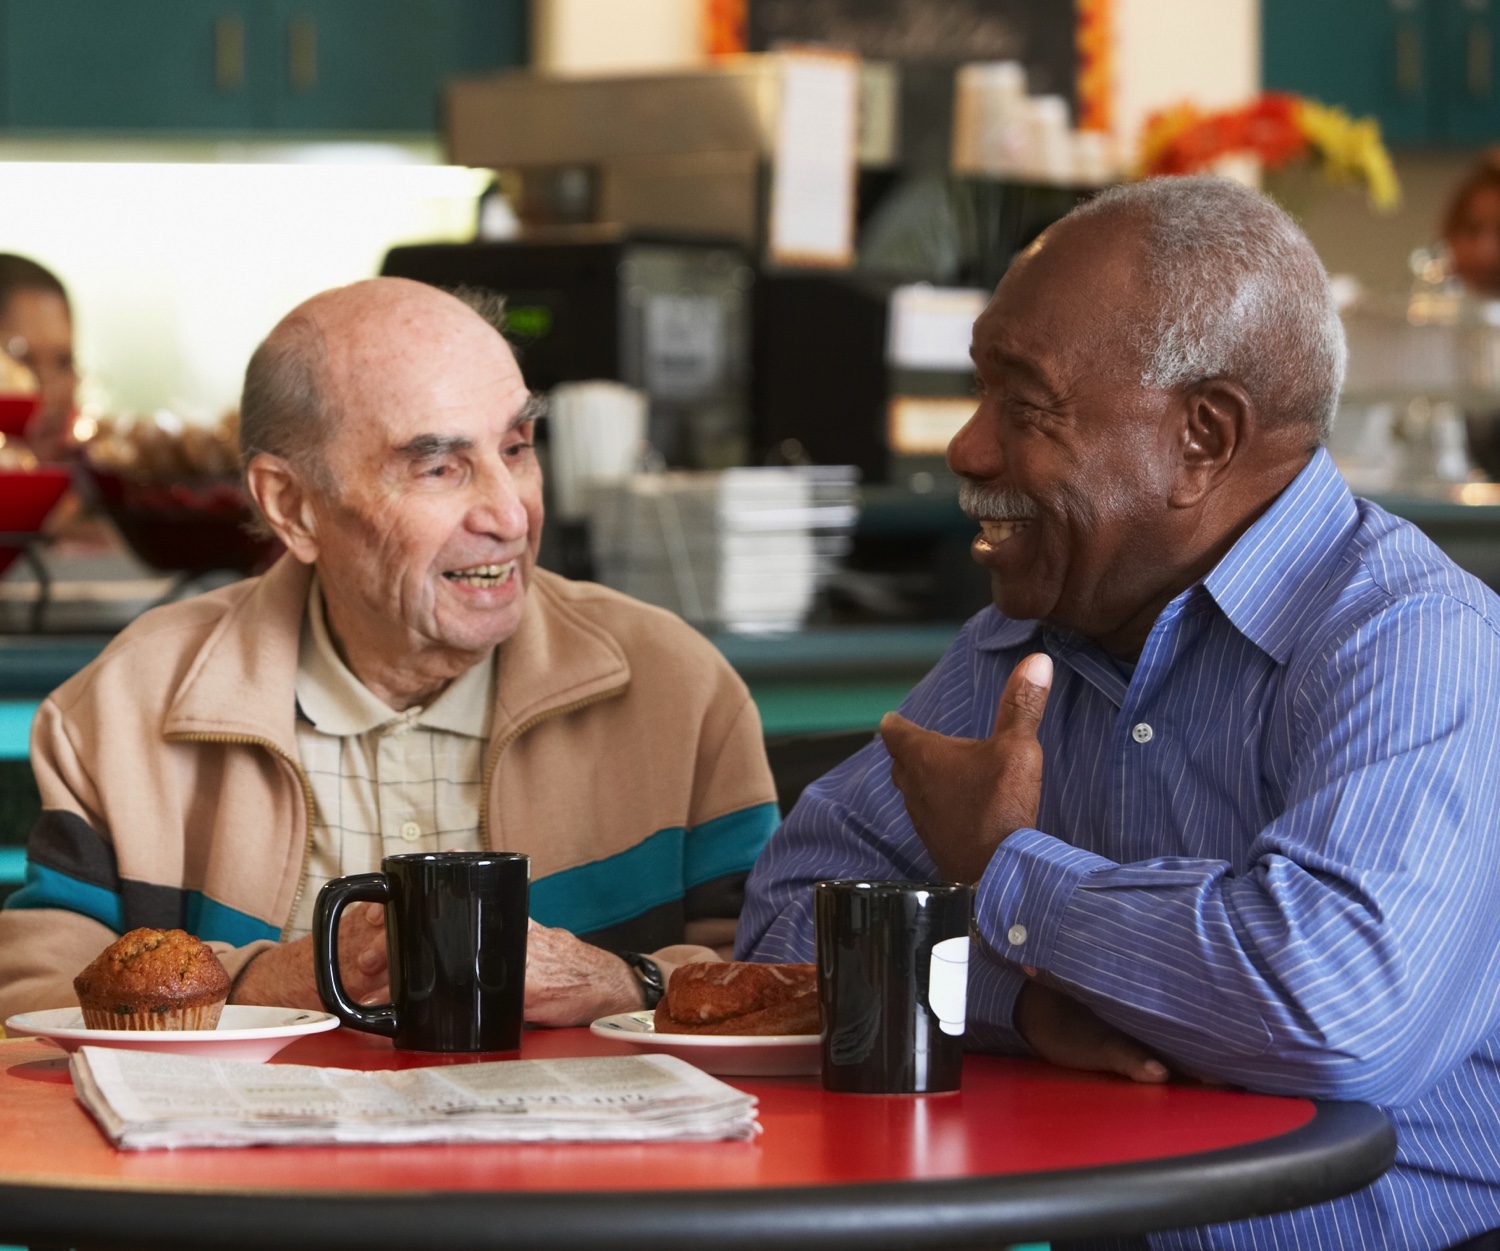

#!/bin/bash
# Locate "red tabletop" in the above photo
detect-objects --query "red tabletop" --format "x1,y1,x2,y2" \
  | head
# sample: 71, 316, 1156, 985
0, 1025, 1319, 1195
0, 1027, 1397, 1250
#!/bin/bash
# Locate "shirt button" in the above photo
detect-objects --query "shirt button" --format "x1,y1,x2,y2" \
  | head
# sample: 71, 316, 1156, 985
1007, 924, 1028, 946
1131, 722, 1154, 744
399, 821, 421, 843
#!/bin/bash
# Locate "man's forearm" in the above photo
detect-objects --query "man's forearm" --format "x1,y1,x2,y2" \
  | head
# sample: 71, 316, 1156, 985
0, 907, 120, 1021
682, 917, 737, 959
229, 940, 320, 1009
975, 822, 1492, 1103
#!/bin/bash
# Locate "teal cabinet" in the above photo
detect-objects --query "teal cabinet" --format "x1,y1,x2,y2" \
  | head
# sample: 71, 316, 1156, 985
1264, 0, 1500, 145
0, 1, 272, 130
0, 0, 524, 132
1436, 0, 1500, 143
266, 0, 526, 131
1263, 0, 1434, 144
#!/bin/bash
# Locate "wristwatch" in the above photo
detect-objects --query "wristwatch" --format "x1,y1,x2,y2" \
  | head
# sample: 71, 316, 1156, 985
620, 951, 665, 1009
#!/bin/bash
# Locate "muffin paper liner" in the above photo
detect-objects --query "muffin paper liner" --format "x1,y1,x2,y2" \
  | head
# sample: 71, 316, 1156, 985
81, 999, 226, 1032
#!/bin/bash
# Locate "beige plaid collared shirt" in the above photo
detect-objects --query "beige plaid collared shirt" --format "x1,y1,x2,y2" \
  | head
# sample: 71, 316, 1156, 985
284, 578, 496, 941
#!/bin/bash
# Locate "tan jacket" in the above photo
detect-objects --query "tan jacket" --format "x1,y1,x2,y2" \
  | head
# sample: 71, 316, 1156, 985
0, 557, 777, 1019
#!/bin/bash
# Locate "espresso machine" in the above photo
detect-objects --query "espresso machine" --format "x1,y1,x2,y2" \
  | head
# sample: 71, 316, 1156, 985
382, 234, 754, 470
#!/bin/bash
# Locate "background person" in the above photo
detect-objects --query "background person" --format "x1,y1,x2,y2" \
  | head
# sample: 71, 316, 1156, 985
1443, 157, 1500, 298
1435, 160, 1500, 480
0, 253, 77, 463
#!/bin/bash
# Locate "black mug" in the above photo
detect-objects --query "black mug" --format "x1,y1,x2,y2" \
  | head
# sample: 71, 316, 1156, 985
815, 879, 972, 1094
314, 851, 529, 1053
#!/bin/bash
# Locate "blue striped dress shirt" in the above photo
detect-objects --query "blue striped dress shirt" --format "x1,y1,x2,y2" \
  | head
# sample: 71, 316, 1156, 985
738, 449, 1500, 1249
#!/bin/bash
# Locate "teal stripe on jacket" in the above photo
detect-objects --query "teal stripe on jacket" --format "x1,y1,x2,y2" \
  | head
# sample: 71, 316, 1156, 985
529, 802, 779, 936
185, 895, 282, 946
6, 863, 281, 946
7, 863, 122, 932
9, 801, 781, 947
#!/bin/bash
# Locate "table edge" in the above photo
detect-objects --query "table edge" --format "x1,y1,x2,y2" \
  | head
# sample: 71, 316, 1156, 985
0, 1100, 1396, 1249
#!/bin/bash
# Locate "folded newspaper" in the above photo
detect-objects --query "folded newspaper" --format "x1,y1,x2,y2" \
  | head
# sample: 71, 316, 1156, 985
71, 1046, 759, 1150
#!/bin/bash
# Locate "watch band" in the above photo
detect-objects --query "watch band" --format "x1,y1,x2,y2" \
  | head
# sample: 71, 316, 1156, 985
620, 951, 665, 1009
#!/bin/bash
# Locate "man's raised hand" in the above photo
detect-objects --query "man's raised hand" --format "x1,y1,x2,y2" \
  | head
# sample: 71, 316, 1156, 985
879, 651, 1053, 883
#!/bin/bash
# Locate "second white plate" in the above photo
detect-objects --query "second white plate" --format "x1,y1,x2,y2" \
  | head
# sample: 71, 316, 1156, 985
6, 1005, 340, 1064
590, 1010, 820, 1077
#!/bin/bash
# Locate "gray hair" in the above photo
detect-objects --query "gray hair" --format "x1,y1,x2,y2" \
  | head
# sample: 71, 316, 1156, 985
1070, 176, 1346, 443
451, 284, 507, 335
238, 313, 335, 495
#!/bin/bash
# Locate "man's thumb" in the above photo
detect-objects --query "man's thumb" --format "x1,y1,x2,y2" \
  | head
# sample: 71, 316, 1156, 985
879, 711, 917, 754
1108, 1042, 1169, 1085
992, 652, 1053, 738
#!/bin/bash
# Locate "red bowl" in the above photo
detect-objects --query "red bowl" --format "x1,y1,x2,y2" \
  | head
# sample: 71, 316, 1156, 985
79, 465, 281, 576
0, 467, 71, 577
0, 395, 40, 439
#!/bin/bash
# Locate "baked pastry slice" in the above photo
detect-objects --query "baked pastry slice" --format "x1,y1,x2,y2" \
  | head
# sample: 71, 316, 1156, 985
654, 961, 819, 1036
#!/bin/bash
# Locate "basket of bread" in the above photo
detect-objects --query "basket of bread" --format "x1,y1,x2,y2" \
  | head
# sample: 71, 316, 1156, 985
78, 410, 281, 576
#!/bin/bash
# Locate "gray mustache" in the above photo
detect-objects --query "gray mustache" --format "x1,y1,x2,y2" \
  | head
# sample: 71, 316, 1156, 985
958, 481, 1039, 521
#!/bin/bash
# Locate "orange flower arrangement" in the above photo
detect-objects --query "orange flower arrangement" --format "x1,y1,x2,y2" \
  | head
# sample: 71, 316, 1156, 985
704, 0, 747, 58
1076, 0, 1115, 133
1139, 92, 1400, 211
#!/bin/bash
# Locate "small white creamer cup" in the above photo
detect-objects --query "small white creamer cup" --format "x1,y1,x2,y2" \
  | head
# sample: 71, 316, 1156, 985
928, 935, 970, 1036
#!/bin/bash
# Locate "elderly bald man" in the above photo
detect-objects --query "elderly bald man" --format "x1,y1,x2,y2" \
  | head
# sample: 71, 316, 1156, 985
741, 178, 1500, 1250
0, 278, 778, 1025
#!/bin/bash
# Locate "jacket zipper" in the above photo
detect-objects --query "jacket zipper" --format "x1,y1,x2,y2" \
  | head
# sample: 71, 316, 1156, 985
163, 731, 319, 942
167, 683, 627, 936
477, 684, 627, 850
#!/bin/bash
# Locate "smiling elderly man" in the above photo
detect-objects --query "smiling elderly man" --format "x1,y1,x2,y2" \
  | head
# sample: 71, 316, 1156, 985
740, 178, 1500, 1250
0, 277, 778, 1024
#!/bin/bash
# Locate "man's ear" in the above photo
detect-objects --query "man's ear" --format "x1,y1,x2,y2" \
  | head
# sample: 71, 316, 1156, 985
245, 453, 320, 564
1171, 379, 1251, 507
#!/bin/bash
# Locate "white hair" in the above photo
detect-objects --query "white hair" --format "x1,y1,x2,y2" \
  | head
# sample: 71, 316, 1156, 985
1071, 177, 1347, 443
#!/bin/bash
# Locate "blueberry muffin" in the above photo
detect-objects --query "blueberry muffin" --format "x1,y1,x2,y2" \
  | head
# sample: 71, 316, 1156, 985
74, 928, 230, 1031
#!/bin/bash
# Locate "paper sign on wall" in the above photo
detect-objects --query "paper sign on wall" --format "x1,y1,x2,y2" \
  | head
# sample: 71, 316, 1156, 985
767, 50, 860, 268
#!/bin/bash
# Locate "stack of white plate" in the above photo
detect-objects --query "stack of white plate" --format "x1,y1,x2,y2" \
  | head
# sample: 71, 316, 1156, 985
589, 466, 858, 632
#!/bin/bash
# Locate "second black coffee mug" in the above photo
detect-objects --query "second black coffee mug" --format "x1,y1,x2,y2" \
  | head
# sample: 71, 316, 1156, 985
815, 879, 972, 1094
314, 851, 529, 1053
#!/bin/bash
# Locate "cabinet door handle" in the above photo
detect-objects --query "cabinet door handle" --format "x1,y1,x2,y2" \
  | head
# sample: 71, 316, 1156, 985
1470, 22, 1492, 99
289, 15, 318, 93
215, 13, 246, 93
1396, 20, 1424, 98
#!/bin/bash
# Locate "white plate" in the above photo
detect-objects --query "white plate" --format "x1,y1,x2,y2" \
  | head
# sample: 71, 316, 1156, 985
590, 1010, 820, 1077
5, 1005, 340, 1063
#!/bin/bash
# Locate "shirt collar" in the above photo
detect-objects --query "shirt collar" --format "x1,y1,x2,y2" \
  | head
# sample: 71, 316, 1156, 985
1202, 447, 1359, 664
295, 577, 495, 740
419, 649, 495, 739
969, 448, 1357, 668
974, 609, 1043, 652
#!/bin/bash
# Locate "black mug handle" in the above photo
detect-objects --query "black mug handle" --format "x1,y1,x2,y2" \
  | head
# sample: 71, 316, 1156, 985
313, 873, 397, 1037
